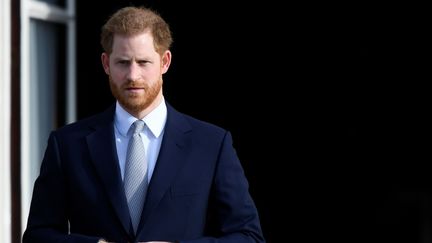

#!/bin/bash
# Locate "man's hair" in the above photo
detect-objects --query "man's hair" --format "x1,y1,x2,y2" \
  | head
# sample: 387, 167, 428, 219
101, 6, 173, 55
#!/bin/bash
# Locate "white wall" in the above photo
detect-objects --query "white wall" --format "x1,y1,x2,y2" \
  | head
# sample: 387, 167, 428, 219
0, 0, 12, 241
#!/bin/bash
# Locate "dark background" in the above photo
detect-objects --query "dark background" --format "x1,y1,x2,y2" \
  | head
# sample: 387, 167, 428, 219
76, 1, 429, 242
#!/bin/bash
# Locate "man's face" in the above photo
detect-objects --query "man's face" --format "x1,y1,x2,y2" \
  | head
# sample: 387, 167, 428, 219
101, 31, 171, 116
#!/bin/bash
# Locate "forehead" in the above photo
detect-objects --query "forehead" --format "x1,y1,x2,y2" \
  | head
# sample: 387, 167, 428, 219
111, 32, 156, 54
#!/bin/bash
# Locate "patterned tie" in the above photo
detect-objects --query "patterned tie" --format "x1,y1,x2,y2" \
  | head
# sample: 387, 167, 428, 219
124, 120, 148, 233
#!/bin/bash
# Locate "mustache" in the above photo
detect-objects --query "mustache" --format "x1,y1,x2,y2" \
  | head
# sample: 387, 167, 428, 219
123, 80, 147, 89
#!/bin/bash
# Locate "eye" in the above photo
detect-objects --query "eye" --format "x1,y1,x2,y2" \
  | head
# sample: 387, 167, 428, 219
117, 60, 130, 65
137, 60, 150, 66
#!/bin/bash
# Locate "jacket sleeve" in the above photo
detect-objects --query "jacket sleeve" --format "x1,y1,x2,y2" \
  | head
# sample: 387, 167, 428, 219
22, 132, 102, 243
180, 131, 266, 243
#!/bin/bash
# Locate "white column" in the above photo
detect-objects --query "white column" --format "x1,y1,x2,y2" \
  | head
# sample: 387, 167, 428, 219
20, 0, 32, 233
66, 0, 77, 124
0, 0, 12, 241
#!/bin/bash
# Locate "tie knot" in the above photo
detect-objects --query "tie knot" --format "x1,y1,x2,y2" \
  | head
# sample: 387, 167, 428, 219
131, 120, 145, 135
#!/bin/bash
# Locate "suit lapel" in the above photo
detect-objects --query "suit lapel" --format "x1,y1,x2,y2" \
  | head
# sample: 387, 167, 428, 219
86, 108, 131, 235
137, 104, 192, 232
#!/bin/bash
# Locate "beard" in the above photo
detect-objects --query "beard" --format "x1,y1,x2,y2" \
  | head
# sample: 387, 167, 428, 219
109, 75, 162, 115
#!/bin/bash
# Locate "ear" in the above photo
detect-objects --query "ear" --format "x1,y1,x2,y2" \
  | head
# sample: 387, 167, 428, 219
161, 50, 172, 74
101, 52, 110, 75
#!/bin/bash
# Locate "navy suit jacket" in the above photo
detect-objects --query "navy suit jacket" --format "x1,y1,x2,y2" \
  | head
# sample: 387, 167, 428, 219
23, 103, 265, 243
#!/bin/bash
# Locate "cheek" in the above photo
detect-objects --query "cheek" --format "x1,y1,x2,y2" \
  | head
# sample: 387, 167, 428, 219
146, 68, 162, 78
109, 69, 125, 81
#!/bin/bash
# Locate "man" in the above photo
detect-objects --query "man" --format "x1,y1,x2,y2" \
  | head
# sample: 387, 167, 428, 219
23, 6, 265, 243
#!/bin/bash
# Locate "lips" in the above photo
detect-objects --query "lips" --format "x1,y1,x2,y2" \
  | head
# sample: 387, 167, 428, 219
125, 84, 145, 90
125, 87, 145, 95
125, 83, 145, 89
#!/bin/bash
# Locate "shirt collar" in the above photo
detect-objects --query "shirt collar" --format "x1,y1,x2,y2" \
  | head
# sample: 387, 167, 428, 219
114, 98, 167, 138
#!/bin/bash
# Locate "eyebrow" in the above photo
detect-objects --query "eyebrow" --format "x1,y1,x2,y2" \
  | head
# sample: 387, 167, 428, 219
113, 56, 151, 61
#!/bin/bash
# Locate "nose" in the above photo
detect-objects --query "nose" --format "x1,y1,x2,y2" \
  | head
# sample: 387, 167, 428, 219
126, 63, 140, 81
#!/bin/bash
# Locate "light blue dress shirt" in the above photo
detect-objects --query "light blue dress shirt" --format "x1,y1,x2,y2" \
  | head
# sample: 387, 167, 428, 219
114, 99, 167, 182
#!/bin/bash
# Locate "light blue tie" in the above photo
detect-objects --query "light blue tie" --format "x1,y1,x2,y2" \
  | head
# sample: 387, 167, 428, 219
124, 120, 148, 233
